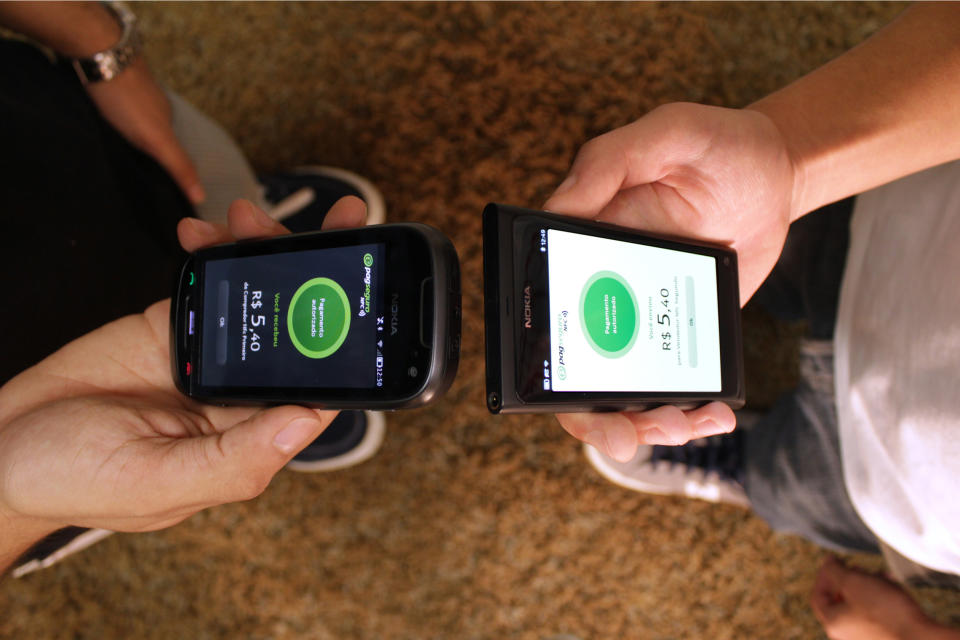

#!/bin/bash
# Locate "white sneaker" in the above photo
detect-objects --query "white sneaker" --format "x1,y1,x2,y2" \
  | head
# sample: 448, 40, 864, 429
583, 433, 750, 508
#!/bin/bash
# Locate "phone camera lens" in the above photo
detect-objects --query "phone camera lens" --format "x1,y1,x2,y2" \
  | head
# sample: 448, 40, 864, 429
408, 366, 418, 377
488, 392, 500, 410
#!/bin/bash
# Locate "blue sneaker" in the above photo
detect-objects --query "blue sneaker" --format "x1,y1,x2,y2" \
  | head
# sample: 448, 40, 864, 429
260, 165, 386, 229
12, 527, 114, 579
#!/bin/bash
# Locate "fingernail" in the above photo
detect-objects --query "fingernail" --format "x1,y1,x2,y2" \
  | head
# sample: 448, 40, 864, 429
584, 429, 633, 462
693, 419, 727, 438
186, 217, 217, 236
272, 418, 321, 455
605, 427, 637, 462
640, 427, 672, 445
552, 173, 577, 197
187, 184, 206, 205
251, 203, 276, 229
583, 430, 606, 452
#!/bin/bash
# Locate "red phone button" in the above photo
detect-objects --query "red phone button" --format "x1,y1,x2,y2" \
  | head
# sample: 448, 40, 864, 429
186, 362, 192, 376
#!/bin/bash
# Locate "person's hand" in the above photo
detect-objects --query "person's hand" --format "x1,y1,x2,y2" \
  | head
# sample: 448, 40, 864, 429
0, 198, 366, 554
541, 102, 796, 458
810, 556, 956, 640
86, 58, 206, 205
544, 102, 797, 304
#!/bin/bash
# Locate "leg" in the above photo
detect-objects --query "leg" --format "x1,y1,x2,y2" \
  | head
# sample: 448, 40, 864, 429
744, 197, 878, 553
743, 340, 880, 553
752, 197, 853, 339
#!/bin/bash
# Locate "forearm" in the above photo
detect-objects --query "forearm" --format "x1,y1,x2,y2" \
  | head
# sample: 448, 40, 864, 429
749, 2, 960, 220
0, 1, 121, 57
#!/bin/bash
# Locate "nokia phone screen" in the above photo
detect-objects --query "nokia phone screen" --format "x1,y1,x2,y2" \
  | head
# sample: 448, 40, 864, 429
199, 243, 385, 389
544, 229, 722, 393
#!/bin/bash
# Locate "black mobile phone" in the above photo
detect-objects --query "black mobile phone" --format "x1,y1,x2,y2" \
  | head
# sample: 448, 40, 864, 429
483, 203, 744, 414
171, 223, 461, 409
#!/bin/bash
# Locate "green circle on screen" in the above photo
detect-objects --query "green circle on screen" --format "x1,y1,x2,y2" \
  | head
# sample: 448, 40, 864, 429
287, 277, 351, 359
579, 271, 639, 358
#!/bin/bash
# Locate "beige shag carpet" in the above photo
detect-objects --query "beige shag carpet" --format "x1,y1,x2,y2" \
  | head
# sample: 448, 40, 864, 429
5, 3, 958, 639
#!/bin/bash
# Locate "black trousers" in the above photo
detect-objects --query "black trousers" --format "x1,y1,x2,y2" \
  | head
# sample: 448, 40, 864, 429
0, 40, 192, 383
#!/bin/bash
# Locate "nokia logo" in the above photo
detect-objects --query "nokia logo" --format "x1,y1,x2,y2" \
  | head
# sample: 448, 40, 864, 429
390, 293, 400, 335
522, 285, 533, 329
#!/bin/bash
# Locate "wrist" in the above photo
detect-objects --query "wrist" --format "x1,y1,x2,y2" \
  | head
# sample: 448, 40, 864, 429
53, 4, 123, 58
0, 502, 58, 575
0, 409, 60, 573
746, 4, 960, 222
744, 100, 812, 223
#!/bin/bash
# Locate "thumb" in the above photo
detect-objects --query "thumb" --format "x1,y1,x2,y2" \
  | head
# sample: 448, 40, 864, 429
171, 406, 332, 507
810, 556, 848, 626
321, 195, 369, 230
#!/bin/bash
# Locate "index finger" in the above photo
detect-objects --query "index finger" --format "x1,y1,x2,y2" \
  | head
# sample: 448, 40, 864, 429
543, 105, 706, 218
145, 122, 206, 206
225, 199, 291, 240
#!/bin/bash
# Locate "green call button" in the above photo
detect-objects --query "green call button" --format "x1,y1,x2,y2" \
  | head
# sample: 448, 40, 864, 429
579, 271, 639, 358
287, 277, 350, 358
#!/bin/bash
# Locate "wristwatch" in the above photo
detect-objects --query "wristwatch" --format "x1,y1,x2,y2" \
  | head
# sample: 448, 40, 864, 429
68, 2, 141, 85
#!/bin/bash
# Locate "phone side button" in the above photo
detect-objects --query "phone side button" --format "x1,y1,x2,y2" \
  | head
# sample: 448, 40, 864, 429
182, 296, 192, 351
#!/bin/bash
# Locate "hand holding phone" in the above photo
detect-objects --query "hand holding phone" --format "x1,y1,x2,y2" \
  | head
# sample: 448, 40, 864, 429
517, 105, 794, 461
173, 201, 461, 410
0, 200, 366, 549
483, 204, 742, 460
543, 103, 795, 305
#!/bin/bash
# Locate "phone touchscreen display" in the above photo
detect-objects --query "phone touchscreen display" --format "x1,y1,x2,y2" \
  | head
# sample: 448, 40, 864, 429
200, 244, 385, 389
545, 229, 721, 392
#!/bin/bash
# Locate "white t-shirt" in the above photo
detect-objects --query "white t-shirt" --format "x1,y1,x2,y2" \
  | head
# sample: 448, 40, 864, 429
835, 160, 960, 575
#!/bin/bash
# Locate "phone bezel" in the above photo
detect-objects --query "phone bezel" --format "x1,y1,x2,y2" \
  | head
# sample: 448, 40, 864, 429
483, 203, 744, 413
171, 223, 460, 409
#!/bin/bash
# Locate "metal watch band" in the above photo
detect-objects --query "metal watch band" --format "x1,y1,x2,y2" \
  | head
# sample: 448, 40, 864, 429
69, 2, 140, 85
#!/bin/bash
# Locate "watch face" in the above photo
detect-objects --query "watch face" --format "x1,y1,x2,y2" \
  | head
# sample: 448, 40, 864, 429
72, 4, 139, 84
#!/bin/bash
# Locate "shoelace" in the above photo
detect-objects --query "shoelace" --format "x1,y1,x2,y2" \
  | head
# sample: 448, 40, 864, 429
650, 430, 745, 485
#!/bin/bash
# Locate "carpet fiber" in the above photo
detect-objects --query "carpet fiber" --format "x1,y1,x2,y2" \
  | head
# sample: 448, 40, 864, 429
4, 3, 958, 639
